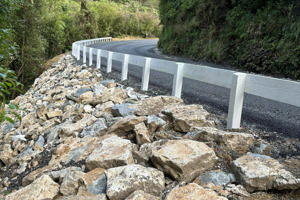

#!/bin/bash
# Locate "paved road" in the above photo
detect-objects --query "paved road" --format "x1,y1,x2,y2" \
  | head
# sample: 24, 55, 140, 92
89, 40, 300, 138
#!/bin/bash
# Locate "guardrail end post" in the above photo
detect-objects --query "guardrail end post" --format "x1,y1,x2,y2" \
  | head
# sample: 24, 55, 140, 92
107, 51, 113, 73
227, 72, 247, 129
122, 54, 130, 81
172, 63, 185, 98
97, 49, 101, 69
141, 57, 151, 91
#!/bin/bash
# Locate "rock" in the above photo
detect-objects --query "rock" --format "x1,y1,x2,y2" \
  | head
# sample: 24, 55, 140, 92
105, 164, 165, 200
232, 153, 300, 192
100, 80, 115, 87
125, 190, 159, 200
21, 112, 36, 129
49, 167, 83, 181
147, 115, 166, 133
98, 101, 114, 113
135, 96, 184, 116
107, 116, 147, 136
36, 104, 46, 119
184, 127, 254, 154
86, 136, 135, 170
166, 183, 227, 200
0, 144, 14, 166
151, 140, 217, 182
59, 114, 97, 137
195, 170, 236, 186
74, 88, 92, 98
93, 84, 106, 95
134, 122, 152, 145
6, 175, 59, 200
87, 174, 107, 195
111, 103, 136, 117
80, 118, 107, 137
98, 87, 128, 104
46, 109, 63, 119
57, 194, 107, 200
84, 105, 93, 113
78, 91, 94, 104
60, 170, 85, 196
162, 104, 214, 132
225, 184, 250, 197
17, 163, 27, 175
77, 168, 107, 197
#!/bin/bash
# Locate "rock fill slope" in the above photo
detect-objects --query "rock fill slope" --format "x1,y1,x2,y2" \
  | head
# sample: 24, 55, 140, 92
0, 54, 300, 200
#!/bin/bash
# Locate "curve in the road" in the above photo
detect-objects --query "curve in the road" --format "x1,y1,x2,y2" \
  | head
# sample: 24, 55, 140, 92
89, 40, 300, 138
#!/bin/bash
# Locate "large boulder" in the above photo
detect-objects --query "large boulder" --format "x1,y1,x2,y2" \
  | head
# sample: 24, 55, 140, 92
105, 164, 165, 200
134, 122, 152, 145
107, 116, 147, 136
135, 96, 184, 116
232, 153, 300, 192
184, 127, 255, 154
166, 183, 227, 200
60, 170, 85, 196
151, 140, 217, 182
6, 175, 59, 200
78, 168, 106, 196
86, 136, 135, 170
162, 104, 214, 132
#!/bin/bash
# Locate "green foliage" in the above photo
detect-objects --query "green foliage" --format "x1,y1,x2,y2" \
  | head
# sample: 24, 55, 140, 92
159, 0, 300, 80
0, 0, 161, 95
0, 66, 23, 124
87, 0, 160, 38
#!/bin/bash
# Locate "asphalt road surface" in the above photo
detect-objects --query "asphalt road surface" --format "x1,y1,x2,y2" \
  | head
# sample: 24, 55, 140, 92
89, 40, 300, 138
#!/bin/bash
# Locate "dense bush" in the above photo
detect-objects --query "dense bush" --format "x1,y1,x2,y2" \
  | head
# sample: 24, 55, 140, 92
0, 0, 161, 96
159, 0, 300, 80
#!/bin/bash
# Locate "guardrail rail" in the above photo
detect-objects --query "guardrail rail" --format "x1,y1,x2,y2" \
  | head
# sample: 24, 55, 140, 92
72, 37, 300, 129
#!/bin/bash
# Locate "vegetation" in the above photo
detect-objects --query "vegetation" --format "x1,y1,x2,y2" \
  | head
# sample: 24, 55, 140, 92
159, 0, 300, 80
0, 0, 160, 90
0, 0, 160, 124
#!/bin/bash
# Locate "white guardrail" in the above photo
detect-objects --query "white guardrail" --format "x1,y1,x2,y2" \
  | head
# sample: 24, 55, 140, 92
72, 37, 300, 129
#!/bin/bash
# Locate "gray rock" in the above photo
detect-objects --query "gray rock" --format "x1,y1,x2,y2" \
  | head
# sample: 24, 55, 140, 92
66, 144, 90, 164
147, 115, 166, 133
74, 88, 92, 98
197, 170, 236, 186
93, 84, 106, 95
88, 174, 107, 195
17, 147, 33, 158
111, 103, 135, 117
100, 80, 115, 87
35, 135, 45, 148
81, 119, 107, 137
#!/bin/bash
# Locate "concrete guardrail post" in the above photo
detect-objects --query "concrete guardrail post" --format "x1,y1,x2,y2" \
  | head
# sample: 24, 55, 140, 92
89, 48, 93, 66
172, 63, 185, 98
83, 46, 87, 64
227, 72, 247, 129
121, 54, 130, 81
77, 45, 80, 60
141, 57, 151, 91
97, 49, 101, 69
107, 51, 113, 73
